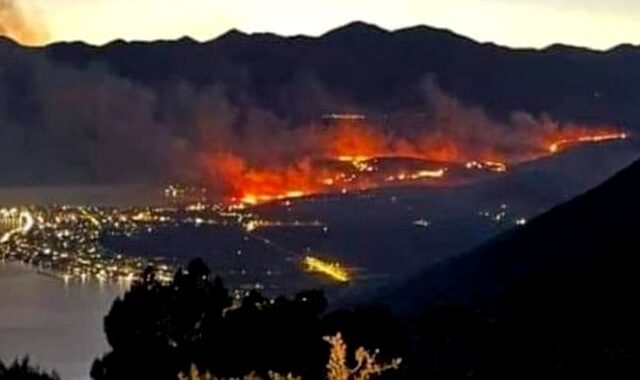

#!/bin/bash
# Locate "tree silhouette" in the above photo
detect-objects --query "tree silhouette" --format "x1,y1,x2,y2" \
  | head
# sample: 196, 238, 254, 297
0, 357, 60, 380
91, 259, 339, 380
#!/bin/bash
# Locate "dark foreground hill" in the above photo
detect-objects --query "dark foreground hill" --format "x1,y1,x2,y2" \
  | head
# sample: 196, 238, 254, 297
361, 157, 640, 378
384, 157, 640, 316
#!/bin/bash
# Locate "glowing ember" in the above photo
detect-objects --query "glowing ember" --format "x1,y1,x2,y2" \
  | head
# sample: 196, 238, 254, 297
303, 256, 351, 283
244, 220, 259, 232
465, 161, 508, 173
240, 191, 307, 206
241, 195, 259, 206
337, 156, 376, 172
547, 132, 629, 153
385, 168, 447, 182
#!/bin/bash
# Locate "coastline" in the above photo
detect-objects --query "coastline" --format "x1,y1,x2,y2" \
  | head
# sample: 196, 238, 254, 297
0, 261, 121, 380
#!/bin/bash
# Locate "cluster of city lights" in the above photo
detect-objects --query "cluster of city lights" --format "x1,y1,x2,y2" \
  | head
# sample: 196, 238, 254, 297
0, 206, 175, 285
0, 191, 350, 290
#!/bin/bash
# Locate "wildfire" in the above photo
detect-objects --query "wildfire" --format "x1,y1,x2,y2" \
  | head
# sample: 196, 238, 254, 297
303, 256, 351, 283
241, 191, 307, 206
206, 153, 324, 206
337, 156, 376, 172
547, 132, 629, 153
385, 168, 447, 183
204, 117, 630, 206
465, 161, 508, 173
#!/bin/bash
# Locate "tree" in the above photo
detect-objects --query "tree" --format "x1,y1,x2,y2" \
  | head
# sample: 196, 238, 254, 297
0, 357, 60, 380
177, 333, 400, 380
91, 260, 232, 380
91, 258, 415, 380
92, 259, 333, 379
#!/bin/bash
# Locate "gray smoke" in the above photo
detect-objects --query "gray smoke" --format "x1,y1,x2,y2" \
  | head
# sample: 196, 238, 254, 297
0, 46, 336, 186
0, 44, 626, 189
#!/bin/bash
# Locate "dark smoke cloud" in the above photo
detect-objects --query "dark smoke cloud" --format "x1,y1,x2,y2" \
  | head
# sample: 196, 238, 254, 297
0, 0, 47, 45
0, 46, 336, 186
406, 76, 623, 162
418, 76, 559, 160
0, 48, 188, 185
0, 43, 627, 190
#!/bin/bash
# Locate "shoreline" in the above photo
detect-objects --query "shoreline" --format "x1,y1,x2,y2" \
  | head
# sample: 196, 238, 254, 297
0, 261, 120, 380
1, 259, 128, 293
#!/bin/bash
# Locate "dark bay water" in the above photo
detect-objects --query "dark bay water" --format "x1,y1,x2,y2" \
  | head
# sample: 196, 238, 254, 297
0, 262, 121, 380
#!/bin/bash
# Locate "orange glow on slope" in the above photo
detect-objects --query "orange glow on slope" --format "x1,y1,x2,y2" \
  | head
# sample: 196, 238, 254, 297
204, 119, 629, 205
206, 153, 325, 205
322, 122, 390, 160
547, 131, 629, 153
318, 119, 514, 164
465, 161, 508, 173
385, 168, 447, 183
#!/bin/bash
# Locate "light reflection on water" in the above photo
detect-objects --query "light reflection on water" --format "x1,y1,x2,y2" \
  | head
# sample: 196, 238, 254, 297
0, 261, 122, 380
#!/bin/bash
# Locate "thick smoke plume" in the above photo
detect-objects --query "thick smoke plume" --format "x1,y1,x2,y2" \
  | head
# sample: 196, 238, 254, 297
0, 46, 332, 186
0, 43, 624, 198
0, 0, 48, 45
199, 76, 624, 201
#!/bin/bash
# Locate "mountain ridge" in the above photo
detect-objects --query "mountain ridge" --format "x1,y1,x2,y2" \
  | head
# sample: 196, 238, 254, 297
3, 21, 636, 53
380, 156, 640, 315
8, 21, 633, 127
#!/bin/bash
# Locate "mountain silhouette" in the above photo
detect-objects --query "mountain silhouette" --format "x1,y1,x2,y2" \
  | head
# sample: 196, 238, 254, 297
3, 21, 639, 126
382, 157, 640, 315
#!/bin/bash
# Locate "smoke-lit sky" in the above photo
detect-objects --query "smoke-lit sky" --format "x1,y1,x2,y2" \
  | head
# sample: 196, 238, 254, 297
13, 0, 640, 49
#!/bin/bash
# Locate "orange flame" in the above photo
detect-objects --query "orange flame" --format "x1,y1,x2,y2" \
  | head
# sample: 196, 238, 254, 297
545, 129, 628, 154
316, 118, 507, 164
204, 118, 629, 205
205, 153, 327, 204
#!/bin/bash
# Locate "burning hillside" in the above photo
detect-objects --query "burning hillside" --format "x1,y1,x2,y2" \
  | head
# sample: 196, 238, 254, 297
204, 116, 629, 206
198, 80, 631, 206
547, 131, 629, 154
